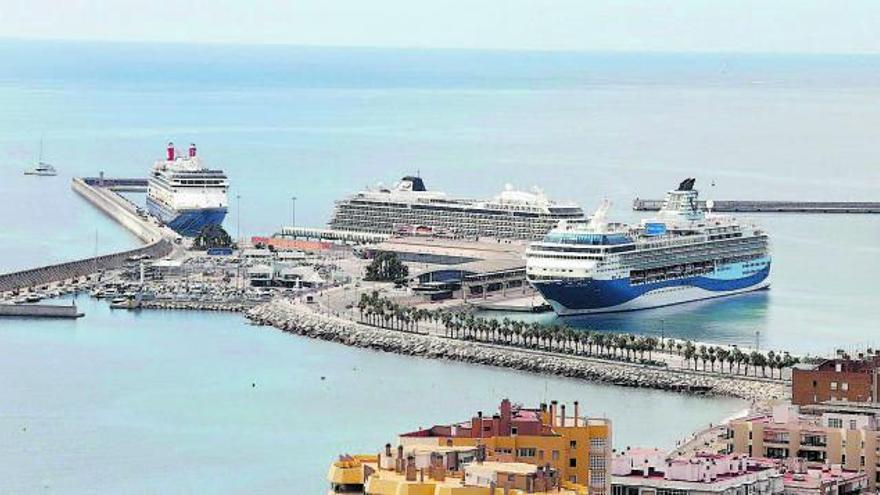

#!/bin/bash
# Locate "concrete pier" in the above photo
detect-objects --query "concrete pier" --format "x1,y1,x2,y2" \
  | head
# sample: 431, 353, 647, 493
71, 177, 173, 243
0, 304, 84, 318
633, 198, 880, 213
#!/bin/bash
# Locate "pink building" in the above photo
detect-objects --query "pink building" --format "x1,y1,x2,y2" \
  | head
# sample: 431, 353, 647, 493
611, 449, 784, 495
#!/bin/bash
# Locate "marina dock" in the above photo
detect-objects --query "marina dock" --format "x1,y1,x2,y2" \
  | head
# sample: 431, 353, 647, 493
633, 198, 880, 213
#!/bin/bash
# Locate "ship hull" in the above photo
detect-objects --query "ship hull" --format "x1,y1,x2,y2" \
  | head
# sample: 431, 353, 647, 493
146, 196, 227, 237
531, 262, 771, 316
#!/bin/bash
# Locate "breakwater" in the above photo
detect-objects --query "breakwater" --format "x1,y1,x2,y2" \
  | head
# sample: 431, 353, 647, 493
0, 240, 171, 293
632, 198, 880, 213
0, 177, 178, 294
140, 300, 253, 312
247, 299, 786, 402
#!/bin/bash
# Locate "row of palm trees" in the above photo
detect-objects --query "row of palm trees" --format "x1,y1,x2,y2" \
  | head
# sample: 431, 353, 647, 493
356, 292, 799, 378
435, 311, 663, 364
356, 291, 432, 333
680, 342, 798, 378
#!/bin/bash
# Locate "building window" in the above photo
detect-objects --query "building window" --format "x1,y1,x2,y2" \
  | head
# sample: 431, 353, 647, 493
538, 450, 544, 460
836, 363, 843, 372
570, 458, 578, 468
590, 454, 606, 470
570, 475, 578, 483
552, 450, 560, 461
570, 440, 577, 449
828, 418, 843, 428
511, 427, 518, 436
590, 438, 607, 448
831, 382, 838, 391
657, 490, 687, 495
516, 448, 536, 457
842, 382, 849, 391
850, 420, 858, 430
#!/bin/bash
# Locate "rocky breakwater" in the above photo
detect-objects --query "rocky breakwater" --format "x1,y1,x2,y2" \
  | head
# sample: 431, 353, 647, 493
141, 300, 252, 312
247, 299, 785, 402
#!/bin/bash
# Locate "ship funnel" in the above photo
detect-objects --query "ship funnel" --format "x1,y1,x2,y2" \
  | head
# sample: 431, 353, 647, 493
167, 142, 175, 161
188, 143, 197, 158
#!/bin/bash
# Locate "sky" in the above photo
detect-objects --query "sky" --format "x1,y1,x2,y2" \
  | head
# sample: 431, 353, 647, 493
0, 0, 879, 54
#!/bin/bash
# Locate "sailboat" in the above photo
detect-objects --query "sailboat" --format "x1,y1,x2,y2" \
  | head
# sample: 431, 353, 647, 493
23, 137, 57, 176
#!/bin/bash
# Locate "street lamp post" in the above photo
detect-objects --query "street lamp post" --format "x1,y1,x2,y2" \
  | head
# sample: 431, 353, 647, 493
236, 194, 242, 291
236, 194, 242, 244
291, 196, 297, 233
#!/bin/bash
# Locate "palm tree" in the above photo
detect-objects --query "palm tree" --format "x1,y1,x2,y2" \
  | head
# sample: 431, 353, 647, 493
357, 293, 367, 322
767, 351, 777, 378
612, 334, 629, 359
732, 348, 745, 374
715, 348, 730, 373
644, 337, 658, 361
579, 332, 592, 356
725, 349, 736, 373
683, 344, 696, 370
511, 321, 523, 346
753, 352, 768, 377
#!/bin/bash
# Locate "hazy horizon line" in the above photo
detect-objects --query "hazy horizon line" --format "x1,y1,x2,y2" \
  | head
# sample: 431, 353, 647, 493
2, 35, 880, 58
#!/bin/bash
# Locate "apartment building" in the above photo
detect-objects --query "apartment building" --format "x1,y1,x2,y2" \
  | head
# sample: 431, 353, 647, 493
725, 404, 880, 489
328, 398, 611, 494
792, 356, 880, 406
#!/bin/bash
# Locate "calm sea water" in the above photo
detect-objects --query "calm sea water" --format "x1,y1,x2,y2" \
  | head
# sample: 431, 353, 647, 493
1, 42, 878, 354
0, 297, 743, 493
0, 41, 878, 491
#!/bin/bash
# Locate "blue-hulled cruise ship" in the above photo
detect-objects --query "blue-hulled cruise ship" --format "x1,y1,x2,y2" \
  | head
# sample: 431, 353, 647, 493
526, 178, 771, 315
146, 142, 229, 237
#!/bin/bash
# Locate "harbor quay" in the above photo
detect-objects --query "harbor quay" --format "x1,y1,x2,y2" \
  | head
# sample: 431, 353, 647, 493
632, 199, 880, 214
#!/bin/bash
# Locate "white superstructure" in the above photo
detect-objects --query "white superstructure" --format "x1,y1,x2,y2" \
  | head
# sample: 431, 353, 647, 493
146, 142, 229, 236
329, 176, 584, 240
526, 178, 771, 314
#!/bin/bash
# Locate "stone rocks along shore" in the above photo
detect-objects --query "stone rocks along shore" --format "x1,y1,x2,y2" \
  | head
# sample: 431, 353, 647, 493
247, 299, 785, 402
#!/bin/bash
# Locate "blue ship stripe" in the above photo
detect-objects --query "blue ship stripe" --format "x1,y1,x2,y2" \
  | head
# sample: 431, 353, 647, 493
532, 264, 771, 312
146, 196, 227, 237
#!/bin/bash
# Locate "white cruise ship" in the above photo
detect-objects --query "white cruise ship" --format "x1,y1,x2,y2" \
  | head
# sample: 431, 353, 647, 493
328, 176, 584, 240
146, 142, 229, 237
526, 178, 771, 315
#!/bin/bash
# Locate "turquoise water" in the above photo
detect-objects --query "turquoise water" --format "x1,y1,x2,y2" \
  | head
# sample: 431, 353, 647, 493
0, 297, 743, 493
